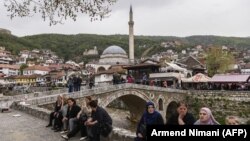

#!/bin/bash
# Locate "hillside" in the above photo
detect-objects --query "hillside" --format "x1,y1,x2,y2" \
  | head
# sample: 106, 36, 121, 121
1, 33, 250, 62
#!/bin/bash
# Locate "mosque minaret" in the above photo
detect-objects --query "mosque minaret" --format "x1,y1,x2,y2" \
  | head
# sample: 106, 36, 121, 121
128, 5, 135, 64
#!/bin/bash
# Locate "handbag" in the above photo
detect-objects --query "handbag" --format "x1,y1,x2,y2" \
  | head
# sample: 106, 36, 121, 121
100, 122, 113, 137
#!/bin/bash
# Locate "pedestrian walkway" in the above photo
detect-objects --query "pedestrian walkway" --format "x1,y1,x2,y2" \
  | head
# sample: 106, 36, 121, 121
0, 110, 80, 141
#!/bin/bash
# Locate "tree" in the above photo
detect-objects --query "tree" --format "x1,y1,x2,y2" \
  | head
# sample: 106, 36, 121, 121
4, 0, 117, 25
20, 63, 28, 75
206, 47, 235, 77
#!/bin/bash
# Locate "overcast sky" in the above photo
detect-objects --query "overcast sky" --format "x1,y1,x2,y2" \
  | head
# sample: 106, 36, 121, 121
0, 0, 250, 37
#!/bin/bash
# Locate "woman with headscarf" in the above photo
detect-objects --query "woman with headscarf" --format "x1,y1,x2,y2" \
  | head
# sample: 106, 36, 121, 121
135, 101, 164, 141
194, 107, 220, 125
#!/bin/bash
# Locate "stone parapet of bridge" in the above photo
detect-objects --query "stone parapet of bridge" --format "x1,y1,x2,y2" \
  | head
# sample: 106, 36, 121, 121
23, 83, 186, 106
188, 90, 250, 101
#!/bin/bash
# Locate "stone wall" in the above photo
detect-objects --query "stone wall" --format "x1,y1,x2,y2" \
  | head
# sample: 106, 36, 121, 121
186, 90, 250, 124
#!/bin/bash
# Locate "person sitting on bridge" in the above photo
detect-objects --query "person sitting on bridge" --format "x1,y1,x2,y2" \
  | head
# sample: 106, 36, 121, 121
135, 101, 164, 141
166, 101, 196, 125
194, 107, 220, 125
61, 98, 81, 134
84, 100, 113, 141
54, 95, 68, 133
225, 115, 241, 125
46, 95, 64, 129
61, 96, 92, 141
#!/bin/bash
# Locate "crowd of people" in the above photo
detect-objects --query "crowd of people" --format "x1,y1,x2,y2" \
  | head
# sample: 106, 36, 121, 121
46, 87, 243, 141
67, 75, 83, 93
46, 95, 112, 141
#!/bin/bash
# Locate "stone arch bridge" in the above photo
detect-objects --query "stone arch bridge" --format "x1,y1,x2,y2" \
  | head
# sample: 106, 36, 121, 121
95, 85, 186, 121
11, 83, 250, 124
14, 84, 186, 121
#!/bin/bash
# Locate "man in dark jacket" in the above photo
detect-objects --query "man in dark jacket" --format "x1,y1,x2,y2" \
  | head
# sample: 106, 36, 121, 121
85, 100, 112, 141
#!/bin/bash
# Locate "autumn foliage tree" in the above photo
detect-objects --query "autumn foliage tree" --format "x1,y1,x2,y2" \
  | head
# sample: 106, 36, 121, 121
4, 0, 117, 25
206, 46, 235, 77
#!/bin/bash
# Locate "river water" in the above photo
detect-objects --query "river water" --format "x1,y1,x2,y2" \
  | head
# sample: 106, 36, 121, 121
106, 107, 137, 132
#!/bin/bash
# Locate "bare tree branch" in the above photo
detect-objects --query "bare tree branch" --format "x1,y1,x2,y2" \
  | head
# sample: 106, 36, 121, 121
4, 0, 117, 25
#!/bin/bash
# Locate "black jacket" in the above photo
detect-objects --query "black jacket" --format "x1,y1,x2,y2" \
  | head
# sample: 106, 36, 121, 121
66, 105, 81, 119
91, 106, 112, 125
166, 112, 196, 125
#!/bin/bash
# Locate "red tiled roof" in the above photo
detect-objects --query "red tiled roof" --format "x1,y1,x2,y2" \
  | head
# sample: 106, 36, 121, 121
0, 73, 5, 78
209, 74, 250, 83
24, 65, 51, 71
0, 64, 20, 69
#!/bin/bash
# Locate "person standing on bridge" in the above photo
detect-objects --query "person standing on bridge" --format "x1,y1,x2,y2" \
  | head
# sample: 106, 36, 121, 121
89, 73, 95, 89
67, 77, 74, 93
135, 101, 164, 141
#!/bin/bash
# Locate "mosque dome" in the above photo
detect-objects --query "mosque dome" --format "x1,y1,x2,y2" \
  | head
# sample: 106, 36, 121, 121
99, 45, 129, 65
102, 45, 127, 55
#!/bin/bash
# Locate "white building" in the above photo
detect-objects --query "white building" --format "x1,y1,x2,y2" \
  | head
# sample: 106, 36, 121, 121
0, 54, 13, 64
46, 59, 55, 64
0, 64, 19, 76
23, 65, 50, 76
83, 46, 99, 56
19, 50, 30, 58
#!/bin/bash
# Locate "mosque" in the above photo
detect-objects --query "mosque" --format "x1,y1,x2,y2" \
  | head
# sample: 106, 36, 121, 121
85, 6, 135, 84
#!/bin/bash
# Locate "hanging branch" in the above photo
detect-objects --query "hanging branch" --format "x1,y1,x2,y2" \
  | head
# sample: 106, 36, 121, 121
4, 0, 117, 25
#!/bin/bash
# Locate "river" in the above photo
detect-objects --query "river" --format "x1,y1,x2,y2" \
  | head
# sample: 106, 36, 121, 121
106, 107, 137, 132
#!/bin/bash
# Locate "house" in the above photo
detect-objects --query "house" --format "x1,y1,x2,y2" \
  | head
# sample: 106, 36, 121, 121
19, 50, 30, 58
0, 54, 13, 64
176, 55, 206, 75
23, 65, 50, 76
14, 74, 40, 85
0, 64, 19, 76
44, 70, 66, 86
94, 65, 126, 84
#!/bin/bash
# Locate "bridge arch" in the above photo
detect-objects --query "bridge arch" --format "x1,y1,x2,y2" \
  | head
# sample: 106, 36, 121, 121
97, 66, 106, 73
98, 89, 153, 121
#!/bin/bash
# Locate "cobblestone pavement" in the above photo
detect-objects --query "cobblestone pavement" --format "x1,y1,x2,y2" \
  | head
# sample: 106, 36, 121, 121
0, 110, 80, 141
